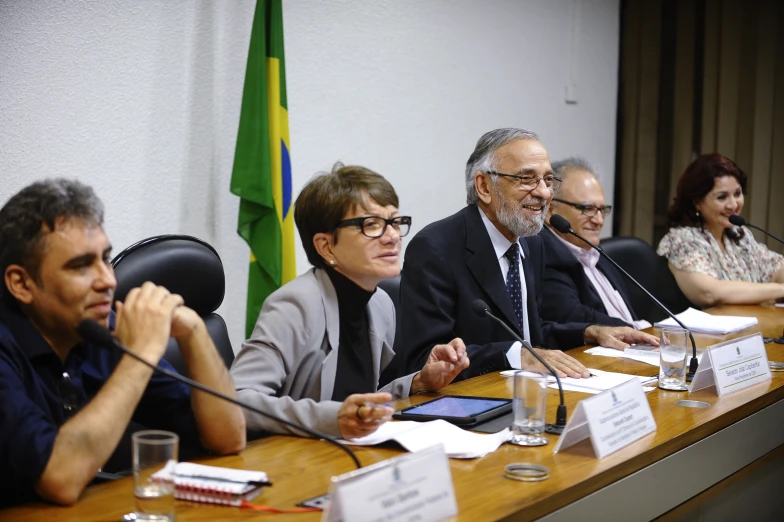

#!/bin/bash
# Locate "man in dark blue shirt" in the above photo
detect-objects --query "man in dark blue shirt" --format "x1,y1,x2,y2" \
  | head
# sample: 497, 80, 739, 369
0, 179, 246, 506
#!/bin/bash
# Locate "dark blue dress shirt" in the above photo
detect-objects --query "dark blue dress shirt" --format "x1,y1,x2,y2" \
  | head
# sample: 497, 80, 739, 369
0, 301, 203, 506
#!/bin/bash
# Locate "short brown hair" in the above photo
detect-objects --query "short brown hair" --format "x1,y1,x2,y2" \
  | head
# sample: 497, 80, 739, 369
294, 162, 399, 267
0, 179, 104, 305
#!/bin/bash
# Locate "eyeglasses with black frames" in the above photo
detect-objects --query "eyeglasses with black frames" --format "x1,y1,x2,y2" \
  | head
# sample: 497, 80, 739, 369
335, 215, 412, 238
552, 198, 613, 217
486, 171, 562, 193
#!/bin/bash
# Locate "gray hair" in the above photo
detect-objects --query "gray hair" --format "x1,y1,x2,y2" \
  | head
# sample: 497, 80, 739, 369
551, 156, 597, 180
465, 128, 539, 204
0, 179, 104, 303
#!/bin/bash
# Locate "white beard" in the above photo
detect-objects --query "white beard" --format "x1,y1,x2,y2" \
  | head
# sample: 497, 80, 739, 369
493, 183, 548, 238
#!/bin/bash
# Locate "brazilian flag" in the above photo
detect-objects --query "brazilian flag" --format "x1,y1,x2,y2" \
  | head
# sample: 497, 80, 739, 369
230, 0, 296, 338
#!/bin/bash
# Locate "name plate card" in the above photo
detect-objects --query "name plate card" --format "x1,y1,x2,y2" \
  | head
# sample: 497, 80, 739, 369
324, 444, 457, 522
690, 333, 771, 396
554, 379, 656, 459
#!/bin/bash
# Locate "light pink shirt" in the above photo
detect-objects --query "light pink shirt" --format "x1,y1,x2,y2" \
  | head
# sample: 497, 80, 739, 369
550, 228, 650, 330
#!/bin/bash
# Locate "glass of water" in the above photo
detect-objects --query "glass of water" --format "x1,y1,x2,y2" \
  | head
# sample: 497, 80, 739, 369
658, 327, 690, 391
132, 430, 178, 521
510, 371, 549, 446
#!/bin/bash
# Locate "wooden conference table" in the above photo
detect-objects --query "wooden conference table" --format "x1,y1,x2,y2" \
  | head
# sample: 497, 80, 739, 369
2, 305, 783, 521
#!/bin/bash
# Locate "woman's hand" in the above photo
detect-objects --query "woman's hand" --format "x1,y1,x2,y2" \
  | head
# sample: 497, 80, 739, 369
337, 392, 393, 439
411, 338, 470, 394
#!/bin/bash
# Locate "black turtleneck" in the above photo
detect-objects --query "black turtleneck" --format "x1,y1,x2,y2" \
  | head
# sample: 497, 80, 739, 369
325, 267, 376, 402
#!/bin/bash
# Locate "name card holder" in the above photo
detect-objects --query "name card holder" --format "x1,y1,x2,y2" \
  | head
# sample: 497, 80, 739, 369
324, 444, 457, 522
554, 379, 656, 459
690, 333, 772, 396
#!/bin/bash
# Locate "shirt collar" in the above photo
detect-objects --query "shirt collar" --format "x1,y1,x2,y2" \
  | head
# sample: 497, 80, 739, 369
549, 225, 600, 268
478, 206, 525, 261
0, 300, 91, 362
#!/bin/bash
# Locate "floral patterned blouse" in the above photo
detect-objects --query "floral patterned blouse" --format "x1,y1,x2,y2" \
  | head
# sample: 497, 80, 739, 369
657, 226, 784, 283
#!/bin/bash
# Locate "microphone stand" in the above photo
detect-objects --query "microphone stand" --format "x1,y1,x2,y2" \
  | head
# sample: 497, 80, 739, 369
472, 301, 567, 434
77, 319, 362, 469
549, 217, 699, 381
729, 215, 784, 246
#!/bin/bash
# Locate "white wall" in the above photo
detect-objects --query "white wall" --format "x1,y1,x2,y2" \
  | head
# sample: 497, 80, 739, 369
0, 0, 619, 353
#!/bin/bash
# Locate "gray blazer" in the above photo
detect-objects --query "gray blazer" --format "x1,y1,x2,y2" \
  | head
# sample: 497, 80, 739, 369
230, 268, 415, 437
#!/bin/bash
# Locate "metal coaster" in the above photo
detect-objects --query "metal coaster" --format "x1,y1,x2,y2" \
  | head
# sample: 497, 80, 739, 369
504, 463, 550, 482
676, 400, 710, 408
509, 437, 549, 447
769, 361, 784, 372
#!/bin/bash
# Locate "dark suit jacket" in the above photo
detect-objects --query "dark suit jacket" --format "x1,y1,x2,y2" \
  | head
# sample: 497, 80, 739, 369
539, 226, 638, 327
399, 205, 590, 381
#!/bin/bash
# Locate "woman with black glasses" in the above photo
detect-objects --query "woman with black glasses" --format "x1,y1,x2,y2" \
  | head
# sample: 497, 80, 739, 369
230, 163, 469, 440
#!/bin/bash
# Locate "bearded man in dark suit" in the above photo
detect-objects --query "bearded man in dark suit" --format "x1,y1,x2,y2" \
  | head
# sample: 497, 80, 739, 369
399, 129, 657, 381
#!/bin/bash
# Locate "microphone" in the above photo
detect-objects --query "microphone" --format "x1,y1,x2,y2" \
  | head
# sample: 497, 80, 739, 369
729, 215, 784, 245
549, 214, 699, 381
76, 319, 362, 469
471, 299, 567, 434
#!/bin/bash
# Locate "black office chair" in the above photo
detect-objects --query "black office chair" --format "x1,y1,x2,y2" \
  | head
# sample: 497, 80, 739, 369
377, 275, 402, 386
599, 236, 697, 323
111, 234, 234, 375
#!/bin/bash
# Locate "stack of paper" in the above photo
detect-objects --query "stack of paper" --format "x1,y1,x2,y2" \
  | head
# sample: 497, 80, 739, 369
655, 307, 757, 334
501, 369, 657, 394
585, 346, 705, 367
343, 420, 511, 458
585, 346, 661, 367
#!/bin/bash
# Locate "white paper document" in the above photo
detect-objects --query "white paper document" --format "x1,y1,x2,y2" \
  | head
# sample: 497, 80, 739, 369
501, 369, 657, 394
342, 420, 511, 458
585, 346, 661, 367
585, 346, 705, 368
654, 307, 758, 334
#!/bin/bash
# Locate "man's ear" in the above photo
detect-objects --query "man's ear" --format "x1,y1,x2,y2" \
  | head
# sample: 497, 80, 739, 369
474, 172, 493, 205
313, 232, 336, 266
5, 265, 35, 304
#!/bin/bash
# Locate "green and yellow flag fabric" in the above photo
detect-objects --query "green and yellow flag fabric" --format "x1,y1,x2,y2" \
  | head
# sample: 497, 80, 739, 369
230, 0, 296, 337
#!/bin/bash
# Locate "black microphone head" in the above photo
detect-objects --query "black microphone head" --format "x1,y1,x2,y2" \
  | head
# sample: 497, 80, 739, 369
77, 319, 115, 346
550, 214, 573, 233
729, 214, 746, 227
471, 299, 490, 317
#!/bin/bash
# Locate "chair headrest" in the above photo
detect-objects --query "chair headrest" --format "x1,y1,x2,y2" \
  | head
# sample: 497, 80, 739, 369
111, 235, 224, 316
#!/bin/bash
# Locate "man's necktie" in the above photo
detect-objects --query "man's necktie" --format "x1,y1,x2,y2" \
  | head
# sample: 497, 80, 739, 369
504, 243, 525, 332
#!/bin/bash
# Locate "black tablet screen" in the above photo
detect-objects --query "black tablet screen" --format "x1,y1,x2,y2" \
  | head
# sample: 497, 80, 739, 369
403, 397, 508, 418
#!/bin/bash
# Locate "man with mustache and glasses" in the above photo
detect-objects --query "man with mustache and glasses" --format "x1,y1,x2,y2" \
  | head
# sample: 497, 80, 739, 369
539, 157, 651, 329
399, 129, 657, 380
0, 179, 245, 506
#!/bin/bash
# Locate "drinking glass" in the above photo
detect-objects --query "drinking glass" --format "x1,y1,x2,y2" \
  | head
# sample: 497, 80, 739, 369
132, 430, 178, 521
658, 327, 690, 391
510, 371, 549, 446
